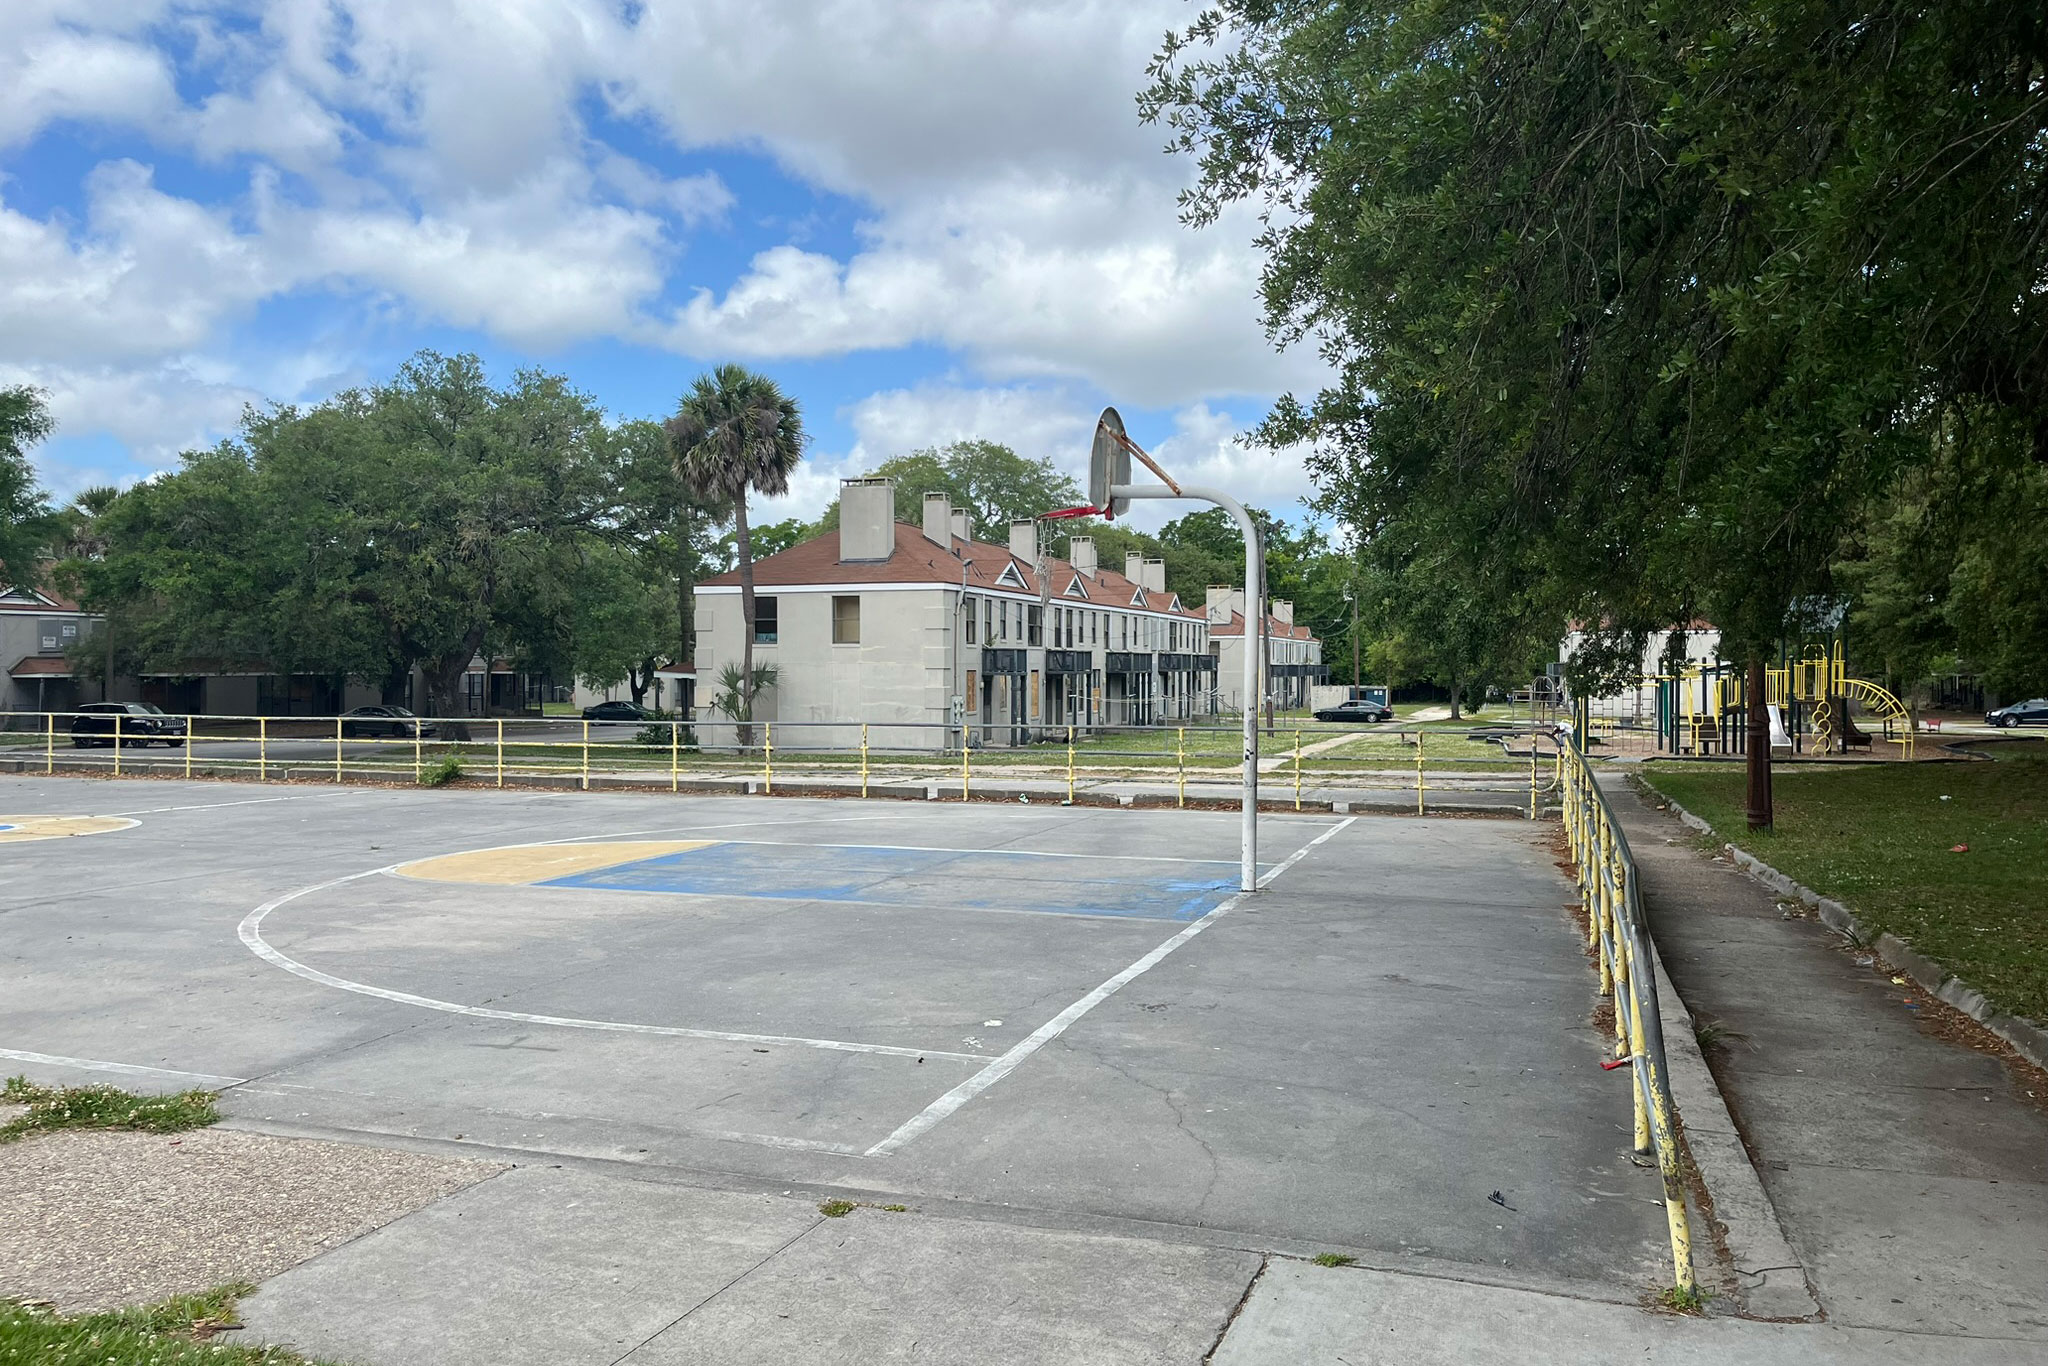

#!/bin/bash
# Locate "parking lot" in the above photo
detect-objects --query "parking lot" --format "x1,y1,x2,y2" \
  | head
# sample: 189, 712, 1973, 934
1, 774, 1674, 1301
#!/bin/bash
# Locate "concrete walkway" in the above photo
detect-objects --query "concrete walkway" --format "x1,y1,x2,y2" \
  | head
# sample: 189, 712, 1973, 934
1615, 778, 2048, 1345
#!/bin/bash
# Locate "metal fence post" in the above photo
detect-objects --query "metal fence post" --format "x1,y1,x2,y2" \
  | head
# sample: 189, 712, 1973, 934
861, 722, 870, 799
498, 718, 506, 789
113, 712, 122, 777
1529, 736, 1538, 819
960, 724, 970, 802
763, 722, 773, 795
1414, 729, 1423, 815
45, 711, 54, 775
1177, 727, 1187, 808
670, 718, 680, 794
580, 718, 591, 790
1293, 729, 1303, 811
1066, 724, 1075, 804
184, 714, 193, 779
335, 717, 343, 784
414, 722, 423, 783
258, 716, 268, 781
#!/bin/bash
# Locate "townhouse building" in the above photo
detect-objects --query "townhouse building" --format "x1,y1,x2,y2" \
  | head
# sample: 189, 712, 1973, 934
1205, 586, 1325, 712
693, 478, 1219, 749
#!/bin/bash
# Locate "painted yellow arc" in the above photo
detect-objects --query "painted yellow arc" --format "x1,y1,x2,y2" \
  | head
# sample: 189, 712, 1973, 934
395, 841, 719, 886
0, 814, 139, 843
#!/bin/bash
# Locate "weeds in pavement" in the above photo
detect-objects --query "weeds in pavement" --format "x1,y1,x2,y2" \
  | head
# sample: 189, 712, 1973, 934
1, 1076, 218, 1144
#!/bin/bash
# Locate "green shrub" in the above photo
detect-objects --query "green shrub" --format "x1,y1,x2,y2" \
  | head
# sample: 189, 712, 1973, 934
419, 752, 463, 787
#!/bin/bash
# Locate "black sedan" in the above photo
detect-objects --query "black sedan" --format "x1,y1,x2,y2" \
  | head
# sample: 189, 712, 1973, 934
339, 705, 437, 738
70, 702, 187, 747
582, 700, 656, 721
1986, 698, 2048, 728
1313, 698, 1394, 724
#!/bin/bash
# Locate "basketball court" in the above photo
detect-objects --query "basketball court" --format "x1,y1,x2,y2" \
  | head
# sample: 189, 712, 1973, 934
1, 774, 1675, 1291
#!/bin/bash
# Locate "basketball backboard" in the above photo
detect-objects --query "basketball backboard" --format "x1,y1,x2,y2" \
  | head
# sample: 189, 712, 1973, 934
1089, 407, 1132, 519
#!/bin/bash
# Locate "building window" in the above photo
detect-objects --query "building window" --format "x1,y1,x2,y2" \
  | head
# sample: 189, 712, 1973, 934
753, 595, 778, 644
1028, 605, 1043, 647
965, 594, 977, 644
999, 600, 1009, 641
833, 595, 861, 644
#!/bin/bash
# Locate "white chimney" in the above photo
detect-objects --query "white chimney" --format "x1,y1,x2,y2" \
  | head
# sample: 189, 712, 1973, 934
951, 510, 971, 544
1273, 599, 1294, 625
1125, 551, 1144, 582
839, 478, 895, 562
1141, 557, 1166, 594
922, 491, 952, 547
1009, 519, 1036, 563
1068, 536, 1097, 577
1206, 585, 1238, 624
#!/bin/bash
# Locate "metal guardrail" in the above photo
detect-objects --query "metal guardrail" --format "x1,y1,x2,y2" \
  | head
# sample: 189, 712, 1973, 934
6, 710, 1564, 810
1558, 738, 1697, 1294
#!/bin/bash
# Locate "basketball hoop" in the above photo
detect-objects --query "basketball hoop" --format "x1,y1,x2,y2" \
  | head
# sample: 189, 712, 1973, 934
1076, 402, 1263, 894
1088, 408, 1134, 518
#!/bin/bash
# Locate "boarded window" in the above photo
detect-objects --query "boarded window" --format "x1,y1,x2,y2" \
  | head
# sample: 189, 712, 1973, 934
753, 595, 778, 644
832, 595, 861, 644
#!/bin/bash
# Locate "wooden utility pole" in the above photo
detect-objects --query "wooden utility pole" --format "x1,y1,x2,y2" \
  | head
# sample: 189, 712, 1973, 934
1746, 656, 1772, 830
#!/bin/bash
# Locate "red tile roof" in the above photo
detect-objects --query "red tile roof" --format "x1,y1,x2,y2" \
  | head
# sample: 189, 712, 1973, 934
0, 584, 87, 614
7, 655, 74, 677
700, 523, 1208, 619
1206, 609, 1318, 642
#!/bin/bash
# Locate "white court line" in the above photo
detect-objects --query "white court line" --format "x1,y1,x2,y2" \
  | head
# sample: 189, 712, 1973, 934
0, 1047, 246, 1088
97, 791, 366, 817
237, 867, 996, 1065
863, 816, 1358, 1157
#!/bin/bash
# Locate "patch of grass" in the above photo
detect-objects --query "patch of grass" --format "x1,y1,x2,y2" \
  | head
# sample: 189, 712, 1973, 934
1693, 1017, 1729, 1052
1310, 1253, 1357, 1267
417, 752, 463, 787
817, 1198, 857, 1218
1, 1076, 219, 1144
1639, 748, 2048, 1026
879, 1203, 908, 1213
0, 1282, 336, 1363
1654, 1282, 1713, 1315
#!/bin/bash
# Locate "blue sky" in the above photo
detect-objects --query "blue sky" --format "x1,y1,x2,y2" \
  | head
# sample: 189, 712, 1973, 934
1, 2, 1327, 532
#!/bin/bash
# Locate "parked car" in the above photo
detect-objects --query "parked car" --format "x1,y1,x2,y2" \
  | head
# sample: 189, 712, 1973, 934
1985, 698, 2048, 728
339, 705, 437, 739
582, 700, 656, 721
1313, 698, 1394, 724
69, 702, 187, 747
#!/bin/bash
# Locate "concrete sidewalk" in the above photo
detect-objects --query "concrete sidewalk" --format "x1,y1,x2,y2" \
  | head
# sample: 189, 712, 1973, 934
1615, 778, 2048, 1344
235, 1156, 2048, 1365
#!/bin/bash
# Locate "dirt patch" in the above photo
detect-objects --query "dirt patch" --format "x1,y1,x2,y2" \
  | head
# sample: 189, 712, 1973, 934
0, 1126, 501, 1311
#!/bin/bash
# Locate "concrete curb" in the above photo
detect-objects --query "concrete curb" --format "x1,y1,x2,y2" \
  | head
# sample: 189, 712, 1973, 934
1651, 789, 2048, 1077
1640, 938, 1821, 1320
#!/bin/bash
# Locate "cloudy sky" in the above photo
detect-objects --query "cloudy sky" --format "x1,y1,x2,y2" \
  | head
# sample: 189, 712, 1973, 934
2, 1, 1325, 530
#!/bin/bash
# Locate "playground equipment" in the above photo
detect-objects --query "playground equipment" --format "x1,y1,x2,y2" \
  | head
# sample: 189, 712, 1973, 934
1581, 640, 1917, 759
1770, 642, 1916, 759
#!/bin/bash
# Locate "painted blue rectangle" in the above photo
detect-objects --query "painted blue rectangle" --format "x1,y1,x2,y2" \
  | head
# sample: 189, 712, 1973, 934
542, 843, 1233, 922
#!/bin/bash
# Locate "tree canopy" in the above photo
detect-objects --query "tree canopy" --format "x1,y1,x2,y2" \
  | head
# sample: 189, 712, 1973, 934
1144, 1, 2048, 701
77, 352, 697, 713
0, 386, 56, 590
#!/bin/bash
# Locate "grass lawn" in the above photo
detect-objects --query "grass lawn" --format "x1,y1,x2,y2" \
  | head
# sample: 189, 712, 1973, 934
1637, 743, 2048, 1026
0, 1285, 334, 1365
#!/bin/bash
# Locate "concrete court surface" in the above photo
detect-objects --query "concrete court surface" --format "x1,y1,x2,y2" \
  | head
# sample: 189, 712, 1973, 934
1, 773, 1679, 1361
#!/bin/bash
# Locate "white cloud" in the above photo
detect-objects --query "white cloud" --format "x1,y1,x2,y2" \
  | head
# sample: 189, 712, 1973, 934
0, 23, 181, 148
0, 0, 1333, 495
2, 358, 265, 496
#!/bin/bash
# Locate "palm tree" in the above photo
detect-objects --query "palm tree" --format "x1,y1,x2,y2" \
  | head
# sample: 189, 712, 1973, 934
665, 366, 805, 727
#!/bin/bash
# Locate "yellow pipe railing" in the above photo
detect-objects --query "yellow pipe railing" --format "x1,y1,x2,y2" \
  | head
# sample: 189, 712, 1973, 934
1559, 740, 1696, 1296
